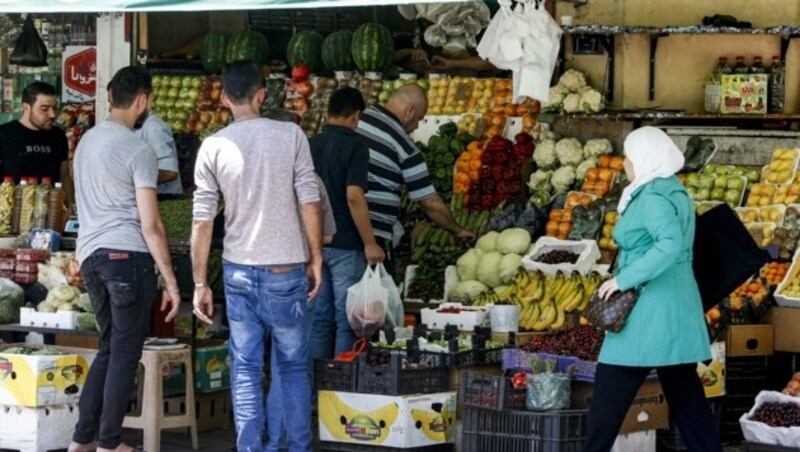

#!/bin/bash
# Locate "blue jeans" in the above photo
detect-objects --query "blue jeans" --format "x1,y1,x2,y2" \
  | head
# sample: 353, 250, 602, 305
310, 248, 367, 359
224, 262, 311, 452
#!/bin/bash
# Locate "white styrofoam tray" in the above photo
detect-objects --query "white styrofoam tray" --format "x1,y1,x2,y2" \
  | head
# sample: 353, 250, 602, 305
19, 307, 78, 330
774, 247, 800, 308
740, 391, 800, 447
420, 303, 490, 332
521, 237, 601, 276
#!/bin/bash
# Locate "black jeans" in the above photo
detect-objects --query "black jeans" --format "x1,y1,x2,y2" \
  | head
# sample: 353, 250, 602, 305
73, 249, 156, 449
582, 363, 723, 452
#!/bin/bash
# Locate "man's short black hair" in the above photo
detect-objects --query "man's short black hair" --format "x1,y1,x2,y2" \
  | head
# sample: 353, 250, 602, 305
22, 82, 56, 106
327, 87, 366, 118
107, 65, 152, 109
222, 60, 264, 105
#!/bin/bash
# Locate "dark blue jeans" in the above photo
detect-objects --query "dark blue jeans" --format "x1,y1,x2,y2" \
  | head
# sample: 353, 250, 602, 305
72, 249, 157, 449
224, 262, 312, 452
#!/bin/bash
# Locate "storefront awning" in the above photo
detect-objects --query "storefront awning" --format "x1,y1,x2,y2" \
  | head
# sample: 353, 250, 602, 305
0, 0, 466, 13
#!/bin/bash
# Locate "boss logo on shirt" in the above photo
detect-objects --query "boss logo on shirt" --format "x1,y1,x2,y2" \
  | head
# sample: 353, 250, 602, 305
25, 145, 52, 154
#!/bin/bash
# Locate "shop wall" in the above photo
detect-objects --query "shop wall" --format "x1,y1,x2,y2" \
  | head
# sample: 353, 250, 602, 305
147, 12, 209, 57
557, 0, 800, 112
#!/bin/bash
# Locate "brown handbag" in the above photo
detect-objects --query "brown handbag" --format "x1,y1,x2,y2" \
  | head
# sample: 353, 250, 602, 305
583, 252, 642, 333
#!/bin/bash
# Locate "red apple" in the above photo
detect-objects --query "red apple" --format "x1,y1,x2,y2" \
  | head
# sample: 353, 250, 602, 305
292, 64, 310, 83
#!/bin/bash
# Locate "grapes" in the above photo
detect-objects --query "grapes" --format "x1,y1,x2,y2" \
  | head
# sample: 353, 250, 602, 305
520, 326, 604, 361
752, 401, 800, 427
535, 249, 581, 265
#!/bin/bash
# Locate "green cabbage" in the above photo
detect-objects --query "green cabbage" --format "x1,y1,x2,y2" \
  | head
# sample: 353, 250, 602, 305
448, 280, 489, 304
457, 249, 481, 281
496, 228, 532, 255
477, 251, 503, 288
499, 253, 523, 284
476, 231, 499, 253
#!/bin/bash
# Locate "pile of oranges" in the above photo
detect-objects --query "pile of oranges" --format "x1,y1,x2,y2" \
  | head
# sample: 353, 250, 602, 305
761, 261, 789, 287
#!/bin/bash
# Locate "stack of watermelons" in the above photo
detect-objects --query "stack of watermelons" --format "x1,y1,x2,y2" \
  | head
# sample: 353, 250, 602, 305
201, 23, 394, 75
201, 29, 269, 74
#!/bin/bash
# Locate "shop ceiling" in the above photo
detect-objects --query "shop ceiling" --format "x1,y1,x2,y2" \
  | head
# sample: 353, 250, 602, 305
0, 0, 469, 13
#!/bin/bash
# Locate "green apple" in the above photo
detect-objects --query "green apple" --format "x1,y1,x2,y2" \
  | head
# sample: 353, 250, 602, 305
379, 91, 391, 103
687, 186, 698, 198
698, 174, 715, 189
417, 79, 430, 91
686, 173, 701, 188
382, 80, 394, 91
711, 188, 726, 200
696, 188, 711, 201
168, 87, 179, 98
725, 189, 741, 204
732, 167, 746, 177
158, 87, 170, 99
703, 164, 717, 175
170, 119, 184, 131
745, 170, 761, 183
152, 75, 162, 88
169, 76, 182, 88
191, 77, 203, 89
727, 177, 746, 190
181, 76, 193, 87
714, 175, 728, 189
716, 165, 732, 175
165, 99, 176, 109
394, 79, 406, 90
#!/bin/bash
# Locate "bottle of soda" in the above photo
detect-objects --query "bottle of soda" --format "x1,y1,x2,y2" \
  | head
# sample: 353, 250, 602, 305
47, 182, 65, 232
732, 56, 749, 74
769, 56, 785, 114
750, 56, 766, 74
32, 177, 52, 229
715, 56, 732, 79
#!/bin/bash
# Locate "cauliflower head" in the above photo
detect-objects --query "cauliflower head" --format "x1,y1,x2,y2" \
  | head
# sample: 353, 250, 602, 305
551, 166, 576, 193
543, 85, 569, 112
576, 158, 599, 181
556, 138, 584, 167
539, 130, 560, 142
527, 169, 553, 191
563, 93, 582, 113
583, 138, 614, 159
558, 69, 588, 92
581, 89, 605, 113
533, 139, 557, 169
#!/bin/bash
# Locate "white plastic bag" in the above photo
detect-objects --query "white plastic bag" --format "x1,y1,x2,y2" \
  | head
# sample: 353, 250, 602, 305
377, 263, 404, 329
346, 266, 388, 338
740, 391, 800, 447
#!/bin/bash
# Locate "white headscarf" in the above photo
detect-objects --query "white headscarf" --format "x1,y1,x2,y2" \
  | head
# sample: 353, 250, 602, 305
617, 127, 685, 213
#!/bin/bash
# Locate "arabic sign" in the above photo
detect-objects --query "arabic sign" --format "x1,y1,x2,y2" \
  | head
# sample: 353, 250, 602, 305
0, 0, 464, 13
62, 46, 96, 102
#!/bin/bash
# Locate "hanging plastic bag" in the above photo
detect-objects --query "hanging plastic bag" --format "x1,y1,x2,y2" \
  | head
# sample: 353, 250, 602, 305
346, 266, 388, 338
377, 263, 404, 329
10, 16, 48, 67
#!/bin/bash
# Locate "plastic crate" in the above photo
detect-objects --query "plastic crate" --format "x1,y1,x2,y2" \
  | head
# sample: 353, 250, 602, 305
656, 399, 721, 450
742, 442, 800, 451
502, 349, 578, 374
459, 371, 526, 411
461, 405, 588, 452
356, 352, 448, 396
319, 442, 453, 452
314, 359, 358, 392
389, 347, 504, 368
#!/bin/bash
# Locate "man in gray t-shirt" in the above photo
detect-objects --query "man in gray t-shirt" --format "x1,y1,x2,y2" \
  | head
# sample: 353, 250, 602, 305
69, 66, 180, 452
136, 94, 182, 195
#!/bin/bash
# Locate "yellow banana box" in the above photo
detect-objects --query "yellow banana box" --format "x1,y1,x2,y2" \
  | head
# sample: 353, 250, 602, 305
697, 341, 726, 398
193, 340, 230, 393
318, 390, 457, 448
0, 343, 96, 407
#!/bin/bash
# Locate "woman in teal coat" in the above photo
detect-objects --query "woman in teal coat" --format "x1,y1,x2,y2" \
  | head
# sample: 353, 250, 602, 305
582, 127, 722, 452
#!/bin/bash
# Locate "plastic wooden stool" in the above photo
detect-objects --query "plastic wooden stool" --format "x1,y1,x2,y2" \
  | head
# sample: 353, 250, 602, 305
123, 348, 198, 452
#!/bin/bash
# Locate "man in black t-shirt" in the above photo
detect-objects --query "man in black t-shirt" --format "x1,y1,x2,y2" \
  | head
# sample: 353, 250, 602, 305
0, 82, 68, 183
308, 87, 384, 361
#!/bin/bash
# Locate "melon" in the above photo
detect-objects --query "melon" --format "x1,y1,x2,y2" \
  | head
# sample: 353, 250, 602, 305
322, 30, 355, 72
201, 32, 230, 74
352, 23, 394, 73
226, 29, 270, 66
287, 31, 325, 72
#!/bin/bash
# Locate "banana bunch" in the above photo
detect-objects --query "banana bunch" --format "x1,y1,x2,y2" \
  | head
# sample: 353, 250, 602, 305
473, 269, 605, 331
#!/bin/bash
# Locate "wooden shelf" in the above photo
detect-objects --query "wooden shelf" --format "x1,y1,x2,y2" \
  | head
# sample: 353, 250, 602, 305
0, 323, 98, 336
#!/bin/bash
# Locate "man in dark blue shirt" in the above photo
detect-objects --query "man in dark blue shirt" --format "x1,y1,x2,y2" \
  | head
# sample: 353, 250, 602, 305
309, 87, 384, 360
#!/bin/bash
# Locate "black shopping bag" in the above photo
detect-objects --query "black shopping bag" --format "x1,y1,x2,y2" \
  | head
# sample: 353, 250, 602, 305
693, 203, 769, 312
10, 16, 48, 67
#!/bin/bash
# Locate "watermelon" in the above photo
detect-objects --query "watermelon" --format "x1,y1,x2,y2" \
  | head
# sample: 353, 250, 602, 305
201, 32, 230, 74
322, 30, 355, 72
352, 23, 394, 73
287, 31, 325, 73
226, 29, 270, 66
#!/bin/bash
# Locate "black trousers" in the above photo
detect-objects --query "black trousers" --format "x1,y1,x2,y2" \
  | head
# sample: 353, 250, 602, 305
73, 249, 156, 449
582, 362, 723, 452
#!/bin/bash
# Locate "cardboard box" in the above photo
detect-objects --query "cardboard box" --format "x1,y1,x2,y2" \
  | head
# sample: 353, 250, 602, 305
194, 340, 230, 393
319, 390, 456, 448
767, 307, 800, 352
572, 380, 668, 434
0, 403, 79, 452
697, 341, 726, 398
0, 344, 96, 407
720, 74, 768, 115
727, 324, 774, 357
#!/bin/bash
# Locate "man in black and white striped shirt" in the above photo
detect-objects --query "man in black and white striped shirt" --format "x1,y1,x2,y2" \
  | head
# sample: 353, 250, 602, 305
356, 84, 475, 266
